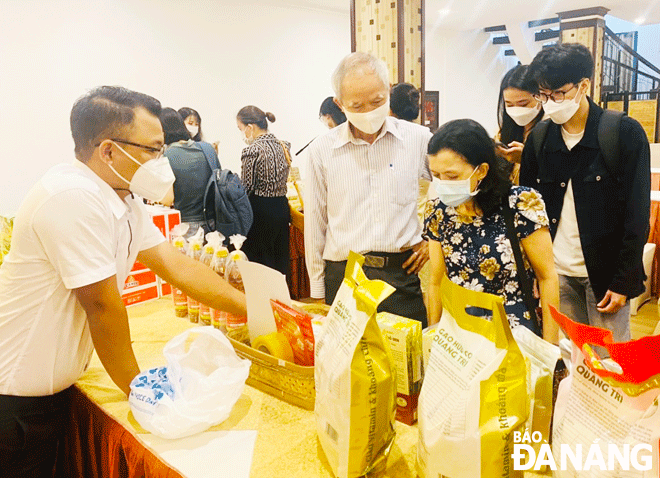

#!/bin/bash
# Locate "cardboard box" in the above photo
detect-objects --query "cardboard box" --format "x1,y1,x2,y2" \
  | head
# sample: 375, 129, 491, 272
122, 270, 158, 306
376, 312, 423, 425
158, 277, 172, 297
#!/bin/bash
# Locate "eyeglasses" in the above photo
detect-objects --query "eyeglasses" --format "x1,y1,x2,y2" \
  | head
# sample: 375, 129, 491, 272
96, 139, 165, 158
533, 81, 583, 104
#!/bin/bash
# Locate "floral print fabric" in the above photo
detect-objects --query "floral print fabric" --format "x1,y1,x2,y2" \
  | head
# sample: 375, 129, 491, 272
424, 186, 549, 334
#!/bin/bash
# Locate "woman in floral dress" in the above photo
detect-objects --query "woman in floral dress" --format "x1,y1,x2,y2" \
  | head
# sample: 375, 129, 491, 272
424, 119, 559, 342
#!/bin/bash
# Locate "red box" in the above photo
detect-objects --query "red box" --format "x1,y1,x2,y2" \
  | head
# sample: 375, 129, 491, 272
123, 270, 157, 290
131, 260, 149, 272
158, 277, 172, 296
122, 285, 159, 306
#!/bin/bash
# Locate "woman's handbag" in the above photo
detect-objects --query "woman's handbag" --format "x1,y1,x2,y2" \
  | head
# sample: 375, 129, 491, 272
279, 140, 305, 232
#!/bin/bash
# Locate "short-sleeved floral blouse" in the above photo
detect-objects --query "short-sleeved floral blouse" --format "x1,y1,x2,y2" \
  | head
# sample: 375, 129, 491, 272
423, 186, 549, 335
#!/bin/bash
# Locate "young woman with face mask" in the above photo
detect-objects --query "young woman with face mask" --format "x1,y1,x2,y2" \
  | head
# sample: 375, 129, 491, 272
495, 65, 544, 184
424, 119, 559, 343
161, 107, 220, 239
236, 106, 291, 275
178, 107, 203, 142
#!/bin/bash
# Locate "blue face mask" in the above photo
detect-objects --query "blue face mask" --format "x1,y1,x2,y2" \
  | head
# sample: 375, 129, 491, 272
432, 168, 480, 207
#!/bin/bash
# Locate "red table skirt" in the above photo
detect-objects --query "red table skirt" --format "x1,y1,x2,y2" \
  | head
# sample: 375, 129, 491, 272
58, 387, 184, 478
287, 224, 310, 300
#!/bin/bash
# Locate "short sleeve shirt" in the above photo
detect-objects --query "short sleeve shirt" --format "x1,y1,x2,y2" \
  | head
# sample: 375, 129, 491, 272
0, 161, 165, 396
423, 186, 549, 334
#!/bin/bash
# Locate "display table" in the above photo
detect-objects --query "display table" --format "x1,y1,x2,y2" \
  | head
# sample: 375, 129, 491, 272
63, 298, 546, 478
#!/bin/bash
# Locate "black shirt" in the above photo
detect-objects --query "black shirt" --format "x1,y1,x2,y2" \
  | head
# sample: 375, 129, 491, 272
519, 98, 650, 301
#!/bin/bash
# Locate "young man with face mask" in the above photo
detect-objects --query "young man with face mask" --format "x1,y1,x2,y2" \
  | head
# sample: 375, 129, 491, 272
0, 86, 247, 476
520, 43, 650, 343
305, 52, 432, 326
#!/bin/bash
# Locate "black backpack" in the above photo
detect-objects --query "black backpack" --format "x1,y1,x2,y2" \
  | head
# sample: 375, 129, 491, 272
197, 143, 253, 239
532, 109, 624, 179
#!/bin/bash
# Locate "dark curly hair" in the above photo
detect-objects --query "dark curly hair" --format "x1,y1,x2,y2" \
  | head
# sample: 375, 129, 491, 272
390, 83, 420, 121
428, 119, 512, 216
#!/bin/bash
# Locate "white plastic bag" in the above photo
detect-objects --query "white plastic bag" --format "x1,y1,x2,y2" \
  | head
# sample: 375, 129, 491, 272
129, 326, 251, 439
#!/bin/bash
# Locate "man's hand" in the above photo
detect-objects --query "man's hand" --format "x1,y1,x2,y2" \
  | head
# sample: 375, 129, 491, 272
403, 240, 429, 275
597, 290, 627, 314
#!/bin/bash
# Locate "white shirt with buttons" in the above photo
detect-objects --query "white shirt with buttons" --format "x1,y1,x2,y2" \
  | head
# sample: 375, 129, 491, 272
0, 161, 165, 396
304, 117, 432, 298
554, 128, 589, 277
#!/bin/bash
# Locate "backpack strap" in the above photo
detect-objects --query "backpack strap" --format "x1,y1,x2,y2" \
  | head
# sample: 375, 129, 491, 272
597, 110, 624, 179
196, 141, 221, 171
532, 119, 551, 160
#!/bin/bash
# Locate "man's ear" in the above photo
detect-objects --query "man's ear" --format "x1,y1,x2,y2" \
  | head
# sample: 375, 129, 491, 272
333, 97, 343, 112
98, 139, 114, 164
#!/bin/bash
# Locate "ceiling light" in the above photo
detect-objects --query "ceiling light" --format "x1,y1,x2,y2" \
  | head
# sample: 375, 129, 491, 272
438, 8, 451, 16
634, 17, 645, 24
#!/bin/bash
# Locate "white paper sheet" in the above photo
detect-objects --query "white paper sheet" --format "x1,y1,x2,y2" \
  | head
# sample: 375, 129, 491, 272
139, 430, 257, 478
237, 261, 291, 343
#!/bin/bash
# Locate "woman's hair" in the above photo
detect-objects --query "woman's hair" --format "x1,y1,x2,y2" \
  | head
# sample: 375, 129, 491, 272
390, 83, 420, 121
497, 65, 543, 145
428, 119, 512, 217
236, 105, 275, 131
319, 97, 346, 126
177, 107, 202, 141
160, 107, 191, 145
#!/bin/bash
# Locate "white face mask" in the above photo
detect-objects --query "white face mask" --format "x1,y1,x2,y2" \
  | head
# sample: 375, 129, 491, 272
186, 124, 199, 137
107, 142, 175, 201
505, 103, 541, 126
543, 87, 583, 124
343, 99, 390, 135
432, 168, 480, 207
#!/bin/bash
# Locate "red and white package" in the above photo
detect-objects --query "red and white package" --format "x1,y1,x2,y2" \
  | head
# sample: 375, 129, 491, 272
546, 306, 660, 477
269, 300, 315, 366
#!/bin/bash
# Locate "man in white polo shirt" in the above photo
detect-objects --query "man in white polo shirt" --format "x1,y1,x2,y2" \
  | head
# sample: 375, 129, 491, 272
0, 86, 247, 477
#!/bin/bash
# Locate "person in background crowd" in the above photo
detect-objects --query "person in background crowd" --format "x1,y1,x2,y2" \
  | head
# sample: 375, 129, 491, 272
178, 107, 203, 142
0, 87, 246, 477
319, 96, 347, 129
496, 65, 544, 184
161, 107, 220, 239
424, 119, 559, 341
390, 82, 421, 122
520, 43, 650, 343
305, 52, 431, 326
236, 106, 291, 275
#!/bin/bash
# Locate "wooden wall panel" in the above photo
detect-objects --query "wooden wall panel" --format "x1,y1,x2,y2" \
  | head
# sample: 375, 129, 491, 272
629, 100, 657, 141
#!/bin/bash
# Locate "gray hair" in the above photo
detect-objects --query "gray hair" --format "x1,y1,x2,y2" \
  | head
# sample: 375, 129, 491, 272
331, 52, 390, 100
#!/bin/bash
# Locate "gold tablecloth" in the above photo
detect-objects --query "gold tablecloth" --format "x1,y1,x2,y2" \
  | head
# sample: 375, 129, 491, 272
71, 297, 545, 477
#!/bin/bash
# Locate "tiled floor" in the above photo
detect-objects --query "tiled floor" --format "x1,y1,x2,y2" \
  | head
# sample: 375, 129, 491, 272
631, 298, 660, 339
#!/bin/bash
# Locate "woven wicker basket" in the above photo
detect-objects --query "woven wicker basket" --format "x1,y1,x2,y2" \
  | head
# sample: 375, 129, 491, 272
226, 302, 329, 410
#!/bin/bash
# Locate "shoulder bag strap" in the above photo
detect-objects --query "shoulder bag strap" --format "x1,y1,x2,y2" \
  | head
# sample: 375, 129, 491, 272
279, 140, 304, 210
501, 197, 539, 325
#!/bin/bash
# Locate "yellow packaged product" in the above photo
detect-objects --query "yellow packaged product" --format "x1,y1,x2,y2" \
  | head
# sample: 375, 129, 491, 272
198, 232, 223, 326
210, 241, 229, 330
224, 234, 248, 329
170, 224, 189, 318
315, 251, 397, 478
186, 228, 204, 323
376, 312, 422, 425
417, 277, 528, 478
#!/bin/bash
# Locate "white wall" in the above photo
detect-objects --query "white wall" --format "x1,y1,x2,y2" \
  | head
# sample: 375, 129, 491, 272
425, 26, 511, 136
0, 0, 349, 215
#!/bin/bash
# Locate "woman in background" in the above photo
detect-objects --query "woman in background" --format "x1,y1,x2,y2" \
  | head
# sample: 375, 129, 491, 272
236, 106, 290, 275
424, 119, 558, 342
496, 65, 544, 184
390, 82, 421, 122
161, 107, 220, 238
178, 107, 203, 142
318, 96, 346, 129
